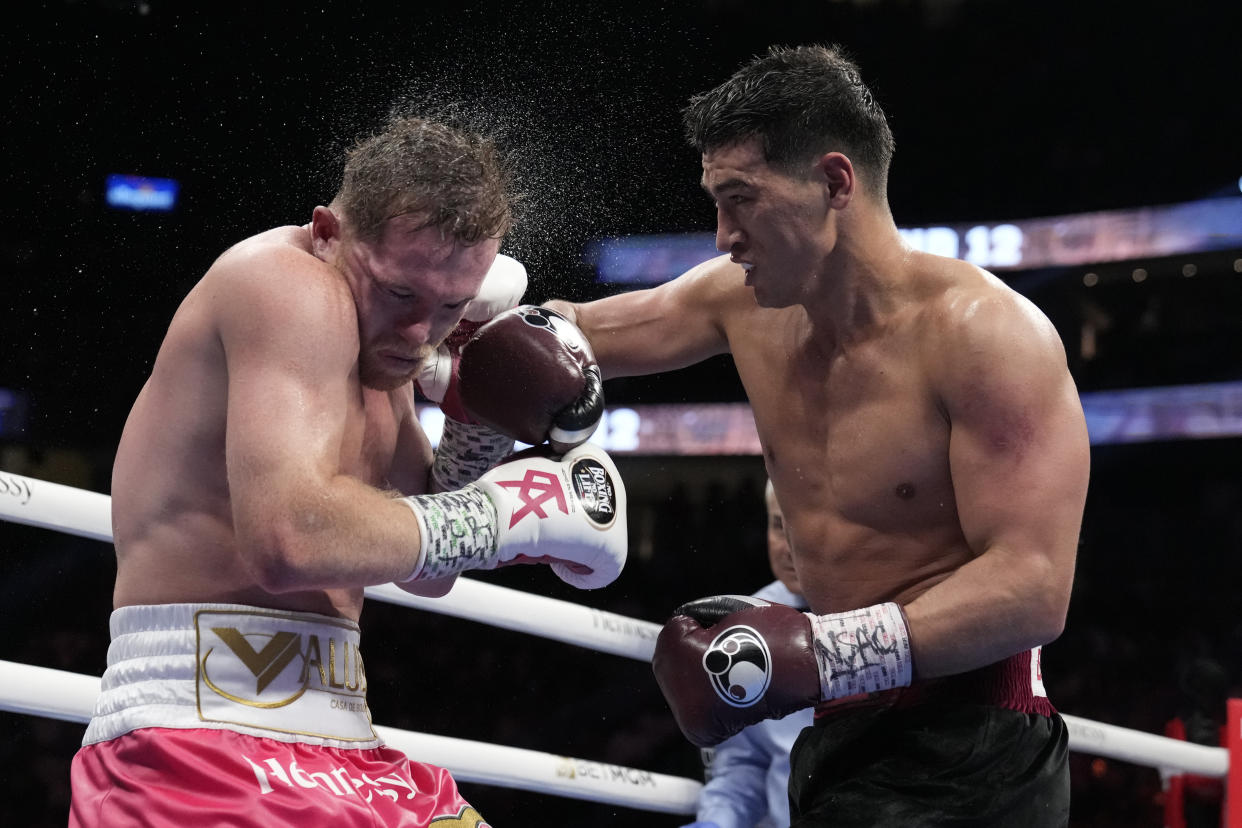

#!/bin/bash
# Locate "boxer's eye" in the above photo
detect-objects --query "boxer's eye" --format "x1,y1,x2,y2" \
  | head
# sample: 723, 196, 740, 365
381, 283, 414, 300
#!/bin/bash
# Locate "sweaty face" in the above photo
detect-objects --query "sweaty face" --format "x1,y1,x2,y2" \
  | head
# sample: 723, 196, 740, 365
766, 492, 801, 596
337, 219, 499, 391
702, 139, 832, 309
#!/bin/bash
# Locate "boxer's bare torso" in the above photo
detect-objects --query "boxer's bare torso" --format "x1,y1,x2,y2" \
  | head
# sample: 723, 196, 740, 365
553, 249, 1087, 675
111, 225, 432, 620
557, 254, 974, 610
547, 135, 1088, 678
718, 256, 997, 614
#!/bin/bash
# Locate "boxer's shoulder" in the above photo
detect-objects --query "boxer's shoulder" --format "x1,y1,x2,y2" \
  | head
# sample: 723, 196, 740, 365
679, 253, 748, 296
658, 254, 758, 327
219, 229, 331, 282
204, 233, 355, 341
209, 224, 313, 272
913, 254, 1048, 337
921, 269, 1065, 390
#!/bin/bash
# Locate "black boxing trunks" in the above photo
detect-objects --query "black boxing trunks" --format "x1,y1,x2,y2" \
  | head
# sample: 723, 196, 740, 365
69, 603, 488, 827
788, 649, 1069, 827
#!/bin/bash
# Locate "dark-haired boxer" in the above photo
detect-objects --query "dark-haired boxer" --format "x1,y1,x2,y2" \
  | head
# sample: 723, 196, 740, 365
547, 46, 1086, 826
69, 116, 625, 827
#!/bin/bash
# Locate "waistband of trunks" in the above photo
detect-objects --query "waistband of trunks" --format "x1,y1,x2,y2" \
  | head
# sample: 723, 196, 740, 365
83, 603, 380, 749
814, 647, 1054, 721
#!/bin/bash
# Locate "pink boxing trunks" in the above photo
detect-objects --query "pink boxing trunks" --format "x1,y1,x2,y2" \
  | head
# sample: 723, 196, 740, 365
68, 603, 489, 827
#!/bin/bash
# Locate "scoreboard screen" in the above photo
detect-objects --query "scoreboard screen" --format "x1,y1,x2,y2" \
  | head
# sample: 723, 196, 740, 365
588, 196, 1242, 283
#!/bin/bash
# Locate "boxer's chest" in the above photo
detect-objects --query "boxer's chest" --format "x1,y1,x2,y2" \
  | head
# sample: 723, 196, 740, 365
737, 327, 957, 536
338, 387, 403, 487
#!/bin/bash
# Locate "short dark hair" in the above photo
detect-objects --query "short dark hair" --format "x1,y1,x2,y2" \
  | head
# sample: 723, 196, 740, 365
335, 116, 514, 244
683, 45, 895, 193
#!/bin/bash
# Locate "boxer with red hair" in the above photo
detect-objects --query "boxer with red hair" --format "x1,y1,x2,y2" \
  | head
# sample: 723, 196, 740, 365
70, 115, 625, 827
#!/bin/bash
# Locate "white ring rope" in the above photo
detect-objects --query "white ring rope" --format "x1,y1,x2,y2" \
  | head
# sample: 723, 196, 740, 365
0, 469, 1231, 792
1061, 714, 1227, 778
0, 659, 699, 813
366, 581, 658, 662
0, 470, 112, 542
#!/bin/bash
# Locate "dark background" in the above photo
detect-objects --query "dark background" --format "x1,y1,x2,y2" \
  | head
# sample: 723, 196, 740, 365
3, 0, 1242, 824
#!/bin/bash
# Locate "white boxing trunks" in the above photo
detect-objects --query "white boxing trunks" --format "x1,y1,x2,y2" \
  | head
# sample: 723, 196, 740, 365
69, 603, 488, 827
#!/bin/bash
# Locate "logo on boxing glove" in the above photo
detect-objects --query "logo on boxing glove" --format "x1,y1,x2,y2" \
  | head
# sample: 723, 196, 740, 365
494, 469, 570, 528
702, 625, 772, 707
570, 458, 617, 528
514, 306, 591, 355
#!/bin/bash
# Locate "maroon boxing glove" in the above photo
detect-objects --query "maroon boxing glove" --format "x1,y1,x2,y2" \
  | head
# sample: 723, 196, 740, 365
653, 596, 820, 748
652, 596, 914, 747
415, 254, 528, 422
415, 255, 528, 491
458, 305, 604, 453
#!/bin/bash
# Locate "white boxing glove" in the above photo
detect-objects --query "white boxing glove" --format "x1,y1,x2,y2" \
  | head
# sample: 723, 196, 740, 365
416, 253, 528, 412
400, 442, 627, 590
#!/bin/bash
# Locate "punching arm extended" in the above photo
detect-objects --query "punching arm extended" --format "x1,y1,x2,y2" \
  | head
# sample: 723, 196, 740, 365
544, 255, 740, 380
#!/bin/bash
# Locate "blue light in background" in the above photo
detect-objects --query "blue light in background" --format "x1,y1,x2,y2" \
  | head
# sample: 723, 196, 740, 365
105, 174, 179, 212
0, 388, 29, 437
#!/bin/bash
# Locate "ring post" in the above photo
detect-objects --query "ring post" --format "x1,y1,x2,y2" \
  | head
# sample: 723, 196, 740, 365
1229, 699, 1242, 827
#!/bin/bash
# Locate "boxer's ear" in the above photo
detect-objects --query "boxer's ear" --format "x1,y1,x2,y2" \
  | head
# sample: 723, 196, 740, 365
310, 206, 343, 262
815, 152, 855, 209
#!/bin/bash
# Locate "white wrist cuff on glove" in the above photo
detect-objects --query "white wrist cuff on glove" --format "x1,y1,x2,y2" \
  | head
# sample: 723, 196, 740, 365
431, 417, 515, 492
806, 602, 913, 701
399, 486, 498, 581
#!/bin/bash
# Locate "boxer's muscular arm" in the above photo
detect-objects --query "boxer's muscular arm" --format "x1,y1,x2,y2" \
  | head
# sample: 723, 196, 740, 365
386, 394, 434, 496
220, 249, 425, 592
903, 289, 1090, 678
387, 393, 459, 597
544, 254, 737, 379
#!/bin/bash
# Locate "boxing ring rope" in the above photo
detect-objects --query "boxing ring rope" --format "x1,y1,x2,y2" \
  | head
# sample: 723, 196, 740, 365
2, 470, 1241, 820
366, 582, 659, 663
0, 659, 700, 812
